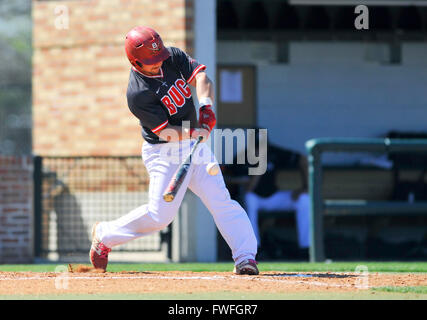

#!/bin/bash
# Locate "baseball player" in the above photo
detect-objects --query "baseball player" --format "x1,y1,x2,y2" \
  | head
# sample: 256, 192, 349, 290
89, 26, 259, 275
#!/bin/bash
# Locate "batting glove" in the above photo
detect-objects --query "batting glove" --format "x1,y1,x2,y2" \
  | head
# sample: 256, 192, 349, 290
198, 98, 216, 132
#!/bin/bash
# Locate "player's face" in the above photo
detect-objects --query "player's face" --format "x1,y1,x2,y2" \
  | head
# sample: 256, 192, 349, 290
140, 61, 163, 75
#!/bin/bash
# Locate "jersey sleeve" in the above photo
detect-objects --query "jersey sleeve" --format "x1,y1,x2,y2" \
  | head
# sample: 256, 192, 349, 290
127, 91, 169, 134
170, 47, 207, 84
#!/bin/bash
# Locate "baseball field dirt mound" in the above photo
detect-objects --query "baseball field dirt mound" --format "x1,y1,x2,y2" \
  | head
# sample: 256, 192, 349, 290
0, 271, 425, 296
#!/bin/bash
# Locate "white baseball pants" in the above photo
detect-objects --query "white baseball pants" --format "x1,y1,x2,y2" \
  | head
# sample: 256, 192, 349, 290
96, 139, 258, 265
244, 191, 311, 249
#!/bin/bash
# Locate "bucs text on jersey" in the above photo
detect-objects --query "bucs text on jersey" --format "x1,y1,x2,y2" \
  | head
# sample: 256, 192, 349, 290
126, 47, 206, 144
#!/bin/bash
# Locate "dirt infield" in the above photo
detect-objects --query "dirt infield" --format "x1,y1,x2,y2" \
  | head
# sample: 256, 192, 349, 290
0, 270, 425, 296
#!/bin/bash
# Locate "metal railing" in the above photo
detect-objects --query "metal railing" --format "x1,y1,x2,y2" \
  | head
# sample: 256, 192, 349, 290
306, 138, 427, 262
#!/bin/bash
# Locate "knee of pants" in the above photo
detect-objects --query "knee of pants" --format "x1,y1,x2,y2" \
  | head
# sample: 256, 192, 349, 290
145, 213, 174, 232
154, 220, 172, 232
145, 204, 178, 232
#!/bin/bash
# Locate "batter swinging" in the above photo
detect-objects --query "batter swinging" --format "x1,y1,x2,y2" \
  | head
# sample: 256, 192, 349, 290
89, 26, 259, 275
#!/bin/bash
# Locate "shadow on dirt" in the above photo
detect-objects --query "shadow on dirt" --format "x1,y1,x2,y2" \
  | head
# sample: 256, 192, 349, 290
263, 273, 358, 279
115, 271, 155, 275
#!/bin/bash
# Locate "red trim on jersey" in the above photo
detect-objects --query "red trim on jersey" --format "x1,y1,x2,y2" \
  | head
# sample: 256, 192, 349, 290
187, 64, 207, 84
132, 66, 164, 78
151, 120, 168, 133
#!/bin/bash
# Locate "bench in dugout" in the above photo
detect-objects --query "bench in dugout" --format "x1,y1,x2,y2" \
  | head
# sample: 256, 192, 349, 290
259, 156, 427, 259
306, 137, 427, 262
258, 167, 395, 259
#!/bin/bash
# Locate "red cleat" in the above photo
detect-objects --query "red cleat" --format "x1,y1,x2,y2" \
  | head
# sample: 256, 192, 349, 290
89, 222, 111, 271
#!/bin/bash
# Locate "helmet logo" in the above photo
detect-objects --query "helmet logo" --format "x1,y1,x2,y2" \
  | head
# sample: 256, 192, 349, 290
149, 41, 161, 54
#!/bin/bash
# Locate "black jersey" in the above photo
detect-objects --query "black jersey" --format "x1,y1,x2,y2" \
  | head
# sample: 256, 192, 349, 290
126, 47, 206, 144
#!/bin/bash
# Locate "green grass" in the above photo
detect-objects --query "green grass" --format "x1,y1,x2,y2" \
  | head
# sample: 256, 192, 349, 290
0, 261, 426, 273
372, 286, 427, 294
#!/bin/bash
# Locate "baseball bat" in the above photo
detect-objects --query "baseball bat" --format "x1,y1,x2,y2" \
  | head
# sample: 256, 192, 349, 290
163, 135, 203, 202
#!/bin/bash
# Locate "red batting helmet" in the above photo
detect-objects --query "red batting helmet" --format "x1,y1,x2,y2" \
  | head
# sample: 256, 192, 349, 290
125, 26, 170, 71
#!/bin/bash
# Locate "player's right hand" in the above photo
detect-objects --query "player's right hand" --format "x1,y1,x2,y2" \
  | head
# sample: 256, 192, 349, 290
191, 128, 210, 143
199, 105, 216, 132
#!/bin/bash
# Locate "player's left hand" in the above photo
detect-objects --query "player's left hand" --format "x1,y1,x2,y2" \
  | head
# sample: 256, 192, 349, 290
199, 105, 216, 132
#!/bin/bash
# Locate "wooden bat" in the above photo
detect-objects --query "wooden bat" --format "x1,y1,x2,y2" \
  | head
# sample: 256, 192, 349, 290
163, 135, 203, 202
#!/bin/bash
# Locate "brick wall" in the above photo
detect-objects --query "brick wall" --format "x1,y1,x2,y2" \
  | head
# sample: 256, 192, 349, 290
33, 0, 194, 156
0, 157, 33, 263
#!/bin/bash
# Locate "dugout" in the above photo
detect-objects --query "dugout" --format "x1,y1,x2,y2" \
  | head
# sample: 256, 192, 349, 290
215, 1, 427, 261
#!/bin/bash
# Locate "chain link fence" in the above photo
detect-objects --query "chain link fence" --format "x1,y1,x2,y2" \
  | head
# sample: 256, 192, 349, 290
34, 156, 171, 260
